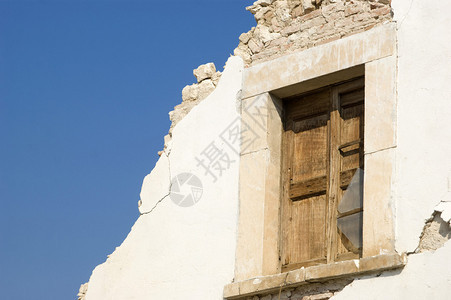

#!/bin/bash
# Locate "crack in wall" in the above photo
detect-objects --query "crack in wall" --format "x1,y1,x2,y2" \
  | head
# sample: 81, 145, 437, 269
140, 151, 172, 216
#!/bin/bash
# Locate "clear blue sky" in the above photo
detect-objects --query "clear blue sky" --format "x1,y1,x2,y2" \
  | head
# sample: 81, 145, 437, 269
0, 1, 254, 299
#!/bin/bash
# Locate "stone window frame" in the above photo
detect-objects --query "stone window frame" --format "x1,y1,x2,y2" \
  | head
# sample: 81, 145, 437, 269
225, 23, 405, 299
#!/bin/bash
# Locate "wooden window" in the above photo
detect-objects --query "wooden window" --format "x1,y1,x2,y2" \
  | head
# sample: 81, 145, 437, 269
281, 78, 364, 272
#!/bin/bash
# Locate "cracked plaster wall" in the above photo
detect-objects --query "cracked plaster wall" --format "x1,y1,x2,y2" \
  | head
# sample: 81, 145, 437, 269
392, 0, 451, 253
83, 57, 243, 300
80, 0, 451, 298
328, 0, 451, 298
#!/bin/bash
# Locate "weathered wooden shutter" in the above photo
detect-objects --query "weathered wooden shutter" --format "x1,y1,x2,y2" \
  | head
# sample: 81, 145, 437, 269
335, 81, 364, 261
281, 78, 364, 271
281, 88, 330, 270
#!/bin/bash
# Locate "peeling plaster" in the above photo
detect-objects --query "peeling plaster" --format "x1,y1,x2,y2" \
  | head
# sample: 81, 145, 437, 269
416, 212, 451, 253
393, 0, 451, 254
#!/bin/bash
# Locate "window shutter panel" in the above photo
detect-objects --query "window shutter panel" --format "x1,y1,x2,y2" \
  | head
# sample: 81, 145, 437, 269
281, 78, 364, 271
335, 87, 365, 261
281, 90, 330, 270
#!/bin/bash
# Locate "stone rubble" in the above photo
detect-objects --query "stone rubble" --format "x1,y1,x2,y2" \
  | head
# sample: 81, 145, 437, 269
234, 0, 392, 66
166, 62, 222, 142
163, 0, 392, 156
193, 62, 217, 83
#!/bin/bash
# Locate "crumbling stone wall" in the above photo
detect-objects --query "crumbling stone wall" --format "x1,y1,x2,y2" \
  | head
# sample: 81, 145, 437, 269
167, 0, 392, 148
162, 63, 221, 155
168, 63, 221, 135
234, 0, 392, 66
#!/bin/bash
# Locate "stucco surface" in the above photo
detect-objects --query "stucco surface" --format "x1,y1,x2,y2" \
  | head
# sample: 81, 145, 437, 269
392, 0, 451, 253
332, 0, 451, 297
332, 241, 451, 300
84, 56, 243, 300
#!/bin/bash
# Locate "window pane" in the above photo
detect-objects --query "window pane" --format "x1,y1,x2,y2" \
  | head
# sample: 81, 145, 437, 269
337, 212, 363, 251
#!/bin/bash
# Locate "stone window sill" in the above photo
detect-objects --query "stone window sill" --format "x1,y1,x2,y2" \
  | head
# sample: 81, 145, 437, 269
223, 253, 407, 299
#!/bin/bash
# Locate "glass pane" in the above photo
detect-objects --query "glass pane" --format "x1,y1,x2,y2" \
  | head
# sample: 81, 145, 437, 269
338, 168, 363, 214
337, 212, 363, 250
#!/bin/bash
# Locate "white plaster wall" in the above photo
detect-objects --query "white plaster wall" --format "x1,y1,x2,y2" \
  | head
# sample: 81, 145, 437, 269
391, 0, 451, 253
333, 241, 451, 299
84, 56, 244, 300
333, 1, 451, 298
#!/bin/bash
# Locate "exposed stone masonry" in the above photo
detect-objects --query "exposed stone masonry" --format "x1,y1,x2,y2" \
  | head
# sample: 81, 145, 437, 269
416, 212, 451, 253
234, 0, 392, 66
167, 63, 221, 136
240, 279, 352, 300
161, 63, 222, 155
165, 0, 392, 153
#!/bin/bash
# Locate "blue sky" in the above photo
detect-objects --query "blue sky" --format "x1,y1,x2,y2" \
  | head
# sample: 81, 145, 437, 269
0, 1, 254, 298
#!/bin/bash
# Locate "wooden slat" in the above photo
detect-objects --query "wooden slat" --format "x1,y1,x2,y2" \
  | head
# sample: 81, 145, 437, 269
337, 207, 363, 219
334, 77, 364, 95
289, 176, 327, 200
282, 258, 327, 272
290, 195, 327, 264
280, 128, 294, 267
326, 87, 341, 264
338, 139, 363, 151
284, 88, 330, 121
340, 89, 364, 107
291, 114, 328, 183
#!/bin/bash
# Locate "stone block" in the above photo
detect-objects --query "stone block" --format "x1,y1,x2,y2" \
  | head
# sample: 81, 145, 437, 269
370, 6, 391, 18
300, 8, 322, 21
242, 23, 396, 99
193, 62, 216, 83
248, 38, 264, 54
300, 16, 327, 33
344, 4, 363, 17
359, 253, 406, 273
181, 83, 199, 102
365, 55, 397, 153
239, 32, 251, 44
239, 273, 287, 295
223, 283, 240, 298
305, 260, 359, 281
197, 79, 215, 100
256, 25, 281, 43
362, 148, 396, 257
281, 22, 302, 36
286, 268, 306, 286
235, 150, 268, 281
302, 0, 315, 13
292, 5, 304, 17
